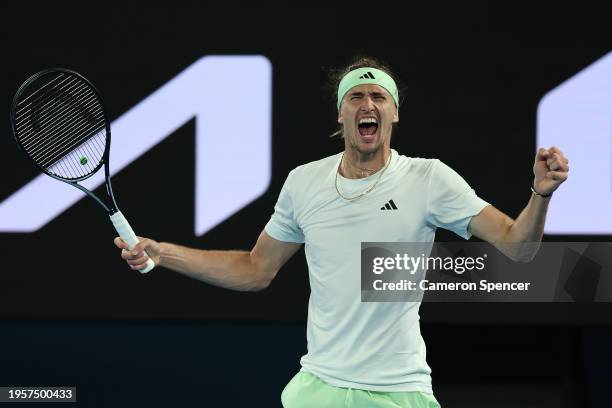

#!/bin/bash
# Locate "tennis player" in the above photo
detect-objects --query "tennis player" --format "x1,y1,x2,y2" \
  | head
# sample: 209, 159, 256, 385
115, 56, 569, 407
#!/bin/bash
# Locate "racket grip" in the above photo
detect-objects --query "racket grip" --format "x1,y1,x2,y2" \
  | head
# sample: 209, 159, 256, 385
110, 211, 155, 274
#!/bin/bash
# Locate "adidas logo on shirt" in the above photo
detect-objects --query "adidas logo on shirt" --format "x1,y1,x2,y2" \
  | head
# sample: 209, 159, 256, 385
359, 71, 376, 79
380, 200, 398, 211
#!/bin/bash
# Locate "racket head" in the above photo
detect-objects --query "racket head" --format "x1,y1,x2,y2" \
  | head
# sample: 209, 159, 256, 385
10, 68, 111, 183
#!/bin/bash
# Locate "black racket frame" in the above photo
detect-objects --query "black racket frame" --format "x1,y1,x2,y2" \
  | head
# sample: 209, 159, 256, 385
9, 68, 120, 215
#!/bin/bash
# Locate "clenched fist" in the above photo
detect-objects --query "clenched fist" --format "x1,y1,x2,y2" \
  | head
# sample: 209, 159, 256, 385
533, 146, 569, 196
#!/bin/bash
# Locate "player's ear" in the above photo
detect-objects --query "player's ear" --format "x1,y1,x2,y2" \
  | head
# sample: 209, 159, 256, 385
337, 111, 343, 124
392, 108, 399, 123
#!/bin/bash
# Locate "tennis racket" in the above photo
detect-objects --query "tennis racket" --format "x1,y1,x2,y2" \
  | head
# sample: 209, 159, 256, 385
9, 68, 154, 273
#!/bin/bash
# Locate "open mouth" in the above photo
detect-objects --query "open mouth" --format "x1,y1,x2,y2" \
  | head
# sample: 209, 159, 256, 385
357, 118, 379, 141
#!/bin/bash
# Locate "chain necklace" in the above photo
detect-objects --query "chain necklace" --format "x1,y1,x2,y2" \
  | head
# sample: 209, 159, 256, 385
346, 161, 377, 176
335, 152, 392, 201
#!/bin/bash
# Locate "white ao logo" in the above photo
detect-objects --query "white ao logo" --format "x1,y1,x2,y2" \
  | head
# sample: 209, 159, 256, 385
0, 55, 272, 235
537, 52, 612, 234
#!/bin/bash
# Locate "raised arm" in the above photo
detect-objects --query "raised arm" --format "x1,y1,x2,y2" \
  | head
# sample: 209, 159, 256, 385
468, 146, 569, 261
114, 231, 302, 291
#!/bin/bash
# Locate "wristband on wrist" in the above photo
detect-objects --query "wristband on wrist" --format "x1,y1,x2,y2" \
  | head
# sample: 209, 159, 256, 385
531, 186, 552, 198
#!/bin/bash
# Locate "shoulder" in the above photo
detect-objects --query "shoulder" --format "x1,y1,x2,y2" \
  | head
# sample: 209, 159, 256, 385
392, 152, 440, 177
286, 152, 342, 184
392, 154, 466, 188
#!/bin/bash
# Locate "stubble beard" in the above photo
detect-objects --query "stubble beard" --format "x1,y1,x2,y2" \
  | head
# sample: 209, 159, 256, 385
347, 129, 388, 162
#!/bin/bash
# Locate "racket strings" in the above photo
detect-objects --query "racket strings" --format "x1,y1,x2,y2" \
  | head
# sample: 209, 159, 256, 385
31, 117, 104, 164
14, 72, 69, 110
47, 130, 106, 178
13, 72, 108, 180
17, 80, 103, 150
16, 77, 99, 140
14, 74, 78, 121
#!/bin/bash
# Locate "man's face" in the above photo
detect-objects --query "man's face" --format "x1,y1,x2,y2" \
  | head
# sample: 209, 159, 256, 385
337, 84, 399, 154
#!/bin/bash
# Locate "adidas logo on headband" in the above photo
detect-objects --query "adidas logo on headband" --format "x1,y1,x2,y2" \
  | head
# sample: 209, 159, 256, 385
359, 71, 376, 79
337, 67, 399, 110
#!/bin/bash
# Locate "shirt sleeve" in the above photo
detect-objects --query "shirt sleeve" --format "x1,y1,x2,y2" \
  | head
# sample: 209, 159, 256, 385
264, 170, 305, 243
426, 159, 490, 240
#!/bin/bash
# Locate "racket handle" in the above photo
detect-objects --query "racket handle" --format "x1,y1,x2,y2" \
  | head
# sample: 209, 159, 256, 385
110, 211, 155, 274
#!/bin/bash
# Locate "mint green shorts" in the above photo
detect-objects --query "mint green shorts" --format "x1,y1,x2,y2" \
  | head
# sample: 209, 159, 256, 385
281, 371, 441, 408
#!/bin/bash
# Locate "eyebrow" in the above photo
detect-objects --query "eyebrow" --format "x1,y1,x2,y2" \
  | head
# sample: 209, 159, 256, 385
348, 91, 386, 97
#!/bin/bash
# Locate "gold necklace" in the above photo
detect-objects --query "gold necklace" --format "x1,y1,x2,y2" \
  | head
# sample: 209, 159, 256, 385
347, 161, 377, 173
344, 161, 376, 178
335, 152, 392, 201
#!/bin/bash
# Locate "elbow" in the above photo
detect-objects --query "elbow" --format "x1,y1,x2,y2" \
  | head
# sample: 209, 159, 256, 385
250, 277, 273, 291
512, 253, 536, 263
246, 250, 282, 291
510, 242, 542, 263
247, 264, 278, 292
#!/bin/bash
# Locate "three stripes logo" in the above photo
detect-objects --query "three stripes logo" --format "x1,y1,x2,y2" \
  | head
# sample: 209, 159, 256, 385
359, 71, 375, 80
380, 199, 398, 211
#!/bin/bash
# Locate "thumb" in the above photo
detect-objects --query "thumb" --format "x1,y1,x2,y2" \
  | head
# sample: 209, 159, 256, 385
114, 237, 128, 250
131, 237, 148, 255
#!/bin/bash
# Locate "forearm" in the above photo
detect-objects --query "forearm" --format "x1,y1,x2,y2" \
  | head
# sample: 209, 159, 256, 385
504, 192, 551, 260
158, 243, 269, 291
469, 147, 568, 262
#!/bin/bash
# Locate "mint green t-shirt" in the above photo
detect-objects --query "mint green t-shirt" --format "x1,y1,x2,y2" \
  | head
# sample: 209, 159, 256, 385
265, 149, 489, 393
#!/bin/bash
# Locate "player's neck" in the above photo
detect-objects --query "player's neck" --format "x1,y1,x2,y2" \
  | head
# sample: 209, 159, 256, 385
340, 147, 391, 179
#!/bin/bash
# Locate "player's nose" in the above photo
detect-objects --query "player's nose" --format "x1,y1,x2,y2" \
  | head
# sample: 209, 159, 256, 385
359, 98, 375, 112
